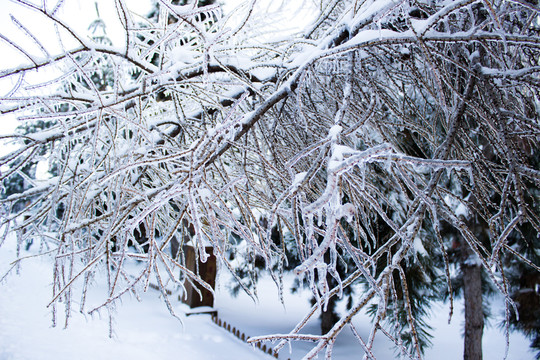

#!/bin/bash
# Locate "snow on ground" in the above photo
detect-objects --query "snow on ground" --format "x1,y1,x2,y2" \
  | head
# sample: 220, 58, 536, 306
0, 235, 269, 360
0, 233, 535, 360
216, 273, 535, 360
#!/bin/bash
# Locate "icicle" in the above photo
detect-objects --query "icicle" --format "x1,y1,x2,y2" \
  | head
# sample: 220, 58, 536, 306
329, 245, 343, 299
306, 213, 314, 246
317, 208, 323, 228
51, 302, 57, 328
317, 264, 329, 310
360, 163, 366, 191
277, 259, 285, 306
467, 166, 475, 190
309, 267, 320, 307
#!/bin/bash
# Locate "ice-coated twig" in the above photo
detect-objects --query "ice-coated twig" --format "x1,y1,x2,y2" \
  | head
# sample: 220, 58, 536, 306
2, 0, 539, 358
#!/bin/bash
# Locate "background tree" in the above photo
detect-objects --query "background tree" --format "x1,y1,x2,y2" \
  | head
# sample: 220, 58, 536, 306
1, 1, 539, 359
504, 147, 540, 357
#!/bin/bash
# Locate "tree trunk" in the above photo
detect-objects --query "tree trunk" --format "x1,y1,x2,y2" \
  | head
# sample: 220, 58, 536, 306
320, 250, 339, 335
320, 294, 337, 335
462, 243, 484, 360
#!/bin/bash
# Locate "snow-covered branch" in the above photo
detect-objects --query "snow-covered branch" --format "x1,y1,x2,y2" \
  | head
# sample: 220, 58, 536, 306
1, 0, 539, 358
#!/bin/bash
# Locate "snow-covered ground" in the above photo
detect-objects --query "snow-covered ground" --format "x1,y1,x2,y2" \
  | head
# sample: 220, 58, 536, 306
0, 236, 269, 360
0, 234, 535, 360
217, 272, 535, 360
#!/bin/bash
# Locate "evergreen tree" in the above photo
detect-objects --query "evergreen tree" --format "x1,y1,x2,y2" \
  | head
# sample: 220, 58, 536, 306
505, 149, 540, 358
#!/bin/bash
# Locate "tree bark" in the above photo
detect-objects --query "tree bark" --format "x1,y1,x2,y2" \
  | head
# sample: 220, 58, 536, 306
462, 243, 484, 360
320, 293, 337, 335
320, 255, 339, 335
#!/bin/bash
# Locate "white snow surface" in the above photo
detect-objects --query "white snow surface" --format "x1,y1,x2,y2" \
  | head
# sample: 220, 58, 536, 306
0, 234, 535, 360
